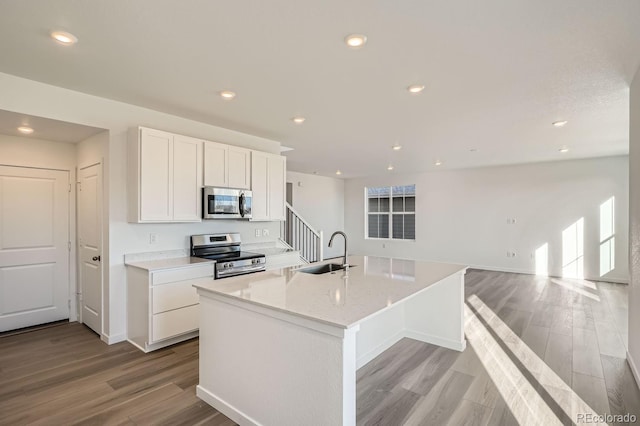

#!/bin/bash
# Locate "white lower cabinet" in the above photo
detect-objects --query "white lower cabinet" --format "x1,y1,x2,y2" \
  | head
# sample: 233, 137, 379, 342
127, 263, 214, 352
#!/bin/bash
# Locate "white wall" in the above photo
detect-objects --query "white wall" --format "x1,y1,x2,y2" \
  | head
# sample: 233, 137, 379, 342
345, 156, 629, 283
0, 72, 283, 342
286, 171, 345, 259
0, 133, 79, 321
628, 68, 640, 384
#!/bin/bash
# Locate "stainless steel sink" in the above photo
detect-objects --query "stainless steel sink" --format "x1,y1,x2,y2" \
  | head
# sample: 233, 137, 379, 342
298, 263, 355, 275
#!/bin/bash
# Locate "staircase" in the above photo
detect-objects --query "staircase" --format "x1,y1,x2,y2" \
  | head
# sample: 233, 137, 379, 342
280, 202, 323, 263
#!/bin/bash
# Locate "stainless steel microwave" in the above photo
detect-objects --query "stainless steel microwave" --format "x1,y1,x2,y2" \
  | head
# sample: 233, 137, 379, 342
203, 187, 252, 219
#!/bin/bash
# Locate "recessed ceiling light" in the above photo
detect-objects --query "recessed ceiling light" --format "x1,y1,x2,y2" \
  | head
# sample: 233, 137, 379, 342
407, 84, 425, 94
392, 144, 402, 151
434, 160, 442, 166
469, 148, 479, 152
559, 147, 569, 153
336, 170, 342, 175
51, 31, 78, 45
387, 165, 394, 171
292, 116, 306, 124
17, 126, 34, 134
552, 120, 568, 127
219, 90, 236, 100
344, 34, 367, 48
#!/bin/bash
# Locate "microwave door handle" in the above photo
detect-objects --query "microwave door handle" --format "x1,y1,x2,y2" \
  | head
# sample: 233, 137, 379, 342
239, 193, 245, 218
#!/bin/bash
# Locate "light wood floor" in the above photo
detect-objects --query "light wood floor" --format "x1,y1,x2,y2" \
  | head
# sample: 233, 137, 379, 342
1, 270, 639, 425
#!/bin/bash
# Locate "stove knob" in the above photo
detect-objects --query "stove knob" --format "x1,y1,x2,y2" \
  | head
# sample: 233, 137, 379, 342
229, 262, 234, 268
252, 259, 257, 264
222, 263, 229, 268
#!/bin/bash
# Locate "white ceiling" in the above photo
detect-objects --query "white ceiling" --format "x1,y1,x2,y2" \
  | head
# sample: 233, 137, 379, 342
0, 109, 105, 143
0, 1, 638, 177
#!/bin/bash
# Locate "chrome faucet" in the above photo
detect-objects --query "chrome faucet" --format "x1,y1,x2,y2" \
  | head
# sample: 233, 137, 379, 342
328, 231, 348, 268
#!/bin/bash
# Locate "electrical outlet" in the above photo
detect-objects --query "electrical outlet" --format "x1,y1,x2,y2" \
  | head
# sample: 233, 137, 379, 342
255, 229, 262, 237
263, 229, 270, 237
382, 243, 386, 249
149, 233, 158, 244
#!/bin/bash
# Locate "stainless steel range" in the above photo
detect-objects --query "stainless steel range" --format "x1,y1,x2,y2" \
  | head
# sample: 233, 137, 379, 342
190, 233, 266, 279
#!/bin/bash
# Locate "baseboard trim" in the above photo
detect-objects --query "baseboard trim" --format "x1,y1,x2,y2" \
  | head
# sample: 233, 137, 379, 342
467, 264, 629, 285
406, 329, 466, 352
627, 350, 640, 389
197, 385, 261, 426
357, 331, 404, 369
102, 332, 126, 345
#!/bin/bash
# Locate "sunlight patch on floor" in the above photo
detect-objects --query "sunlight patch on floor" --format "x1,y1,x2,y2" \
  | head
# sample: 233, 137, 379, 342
465, 294, 605, 425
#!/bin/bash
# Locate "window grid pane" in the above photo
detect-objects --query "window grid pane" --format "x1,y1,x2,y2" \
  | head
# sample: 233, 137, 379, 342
366, 185, 415, 240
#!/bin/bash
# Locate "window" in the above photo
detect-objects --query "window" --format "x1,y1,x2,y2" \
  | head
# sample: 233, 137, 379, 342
366, 184, 415, 240
600, 197, 615, 276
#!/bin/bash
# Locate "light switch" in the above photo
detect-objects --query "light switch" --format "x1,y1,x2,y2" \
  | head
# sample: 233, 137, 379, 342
255, 229, 262, 237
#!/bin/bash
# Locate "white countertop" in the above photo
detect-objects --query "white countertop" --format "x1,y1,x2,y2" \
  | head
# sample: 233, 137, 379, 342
193, 255, 467, 329
125, 256, 214, 271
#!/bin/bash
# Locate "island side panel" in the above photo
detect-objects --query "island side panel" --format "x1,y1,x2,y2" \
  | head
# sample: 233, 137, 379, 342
196, 294, 358, 426
355, 304, 405, 369
404, 270, 467, 351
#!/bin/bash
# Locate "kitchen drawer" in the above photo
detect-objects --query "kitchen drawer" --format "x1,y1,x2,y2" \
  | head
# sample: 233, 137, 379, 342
151, 264, 213, 285
152, 281, 199, 314
151, 304, 199, 342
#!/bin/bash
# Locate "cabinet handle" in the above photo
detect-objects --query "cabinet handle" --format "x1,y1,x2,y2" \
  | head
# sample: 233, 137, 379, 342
92, 255, 101, 262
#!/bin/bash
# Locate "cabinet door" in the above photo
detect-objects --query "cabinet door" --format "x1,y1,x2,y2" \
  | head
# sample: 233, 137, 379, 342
173, 135, 202, 221
140, 128, 172, 221
251, 151, 269, 221
203, 141, 228, 187
268, 155, 286, 221
228, 147, 251, 189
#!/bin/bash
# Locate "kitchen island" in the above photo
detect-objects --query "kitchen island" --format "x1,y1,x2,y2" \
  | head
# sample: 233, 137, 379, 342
193, 255, 467, 426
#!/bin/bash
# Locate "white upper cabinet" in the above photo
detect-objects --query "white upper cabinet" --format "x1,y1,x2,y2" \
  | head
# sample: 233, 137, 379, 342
128, 127, 203, 223
172, 134, 203, 221
251, 151, 286, 221
204, 141, 251, 189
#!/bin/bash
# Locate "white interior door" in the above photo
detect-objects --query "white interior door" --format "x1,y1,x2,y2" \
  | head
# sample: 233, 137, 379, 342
0, 166, 70, 332
78, 163, 102, 335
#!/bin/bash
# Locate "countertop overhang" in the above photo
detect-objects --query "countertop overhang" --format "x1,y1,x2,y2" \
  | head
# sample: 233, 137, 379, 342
193, 255, 467, 329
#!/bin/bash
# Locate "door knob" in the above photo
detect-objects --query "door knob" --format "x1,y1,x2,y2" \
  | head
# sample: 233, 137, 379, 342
92, 255, 101, 262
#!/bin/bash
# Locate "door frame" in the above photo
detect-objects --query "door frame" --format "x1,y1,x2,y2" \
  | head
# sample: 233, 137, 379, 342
76, 161, 104, 337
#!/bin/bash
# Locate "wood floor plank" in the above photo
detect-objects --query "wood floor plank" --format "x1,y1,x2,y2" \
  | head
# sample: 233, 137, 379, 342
573, 328, 604, 378
594, 319, 627, 358
402, 370, 475, 426
446, 399, 493, 426
462, 370, 500, 409
572, 372, 610, 415
572, 305, 596, 331
521, 324, 550, 359
70, 383, 184, 425
487, 397, 519, 426
544, 332, 573, 386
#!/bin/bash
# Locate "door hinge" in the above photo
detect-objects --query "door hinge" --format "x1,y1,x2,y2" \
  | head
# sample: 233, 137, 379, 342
69, 183, 71, 193
68, 241, 71, 251
68, 299, 71, 310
